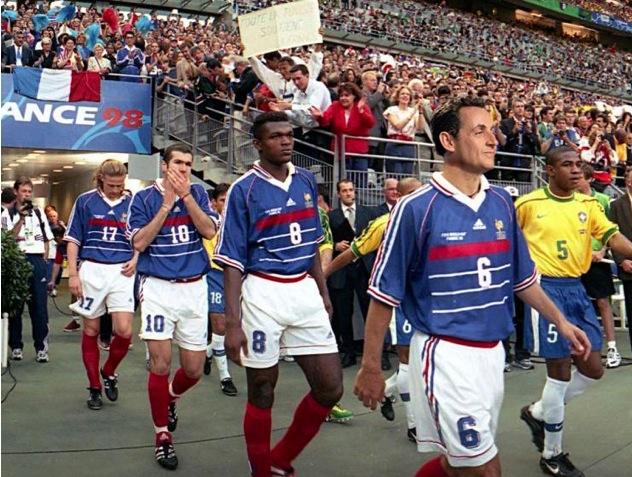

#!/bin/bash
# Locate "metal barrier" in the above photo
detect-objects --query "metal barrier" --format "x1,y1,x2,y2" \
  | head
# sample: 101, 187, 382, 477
151, 94, 626, 205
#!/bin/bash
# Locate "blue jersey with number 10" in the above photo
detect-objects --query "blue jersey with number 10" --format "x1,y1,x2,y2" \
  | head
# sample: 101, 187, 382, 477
214, 162, 323, 275
126, 181, 217, 280
369, 173, 537, 342
65, 189, 133, 263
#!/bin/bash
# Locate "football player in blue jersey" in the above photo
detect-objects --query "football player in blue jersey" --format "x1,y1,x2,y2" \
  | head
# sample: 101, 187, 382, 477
127, 143, 218, 470
65, 159, 138, 411
354, 97, 590, 477
216, 112, 342, 477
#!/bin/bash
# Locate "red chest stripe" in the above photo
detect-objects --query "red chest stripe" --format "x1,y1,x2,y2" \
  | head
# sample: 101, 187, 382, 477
255, 208, 315, 230
163, 215, 192, 227
429, 239, 509, 261
89, 218, 125, 228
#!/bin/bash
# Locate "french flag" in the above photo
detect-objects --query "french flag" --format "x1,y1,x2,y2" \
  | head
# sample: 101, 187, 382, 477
12, 67, 101, 102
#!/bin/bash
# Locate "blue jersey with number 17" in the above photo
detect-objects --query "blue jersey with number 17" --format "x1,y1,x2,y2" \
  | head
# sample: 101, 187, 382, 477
126, 180, 217, 280
369, 173, 537, 342
64, 189, 133, 263
214, 162, 323, 275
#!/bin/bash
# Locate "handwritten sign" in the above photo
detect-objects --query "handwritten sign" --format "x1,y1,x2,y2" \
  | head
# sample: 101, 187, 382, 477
239, 0, 322, 58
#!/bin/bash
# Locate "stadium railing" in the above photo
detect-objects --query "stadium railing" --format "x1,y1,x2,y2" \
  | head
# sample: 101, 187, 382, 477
151, 93, 626, 204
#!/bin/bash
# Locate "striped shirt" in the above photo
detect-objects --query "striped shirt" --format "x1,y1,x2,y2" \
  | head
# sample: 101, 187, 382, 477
369, 172, 537, 342
127, 180, 217, 280
215, 161, 323, 275
65, 189, 133, 263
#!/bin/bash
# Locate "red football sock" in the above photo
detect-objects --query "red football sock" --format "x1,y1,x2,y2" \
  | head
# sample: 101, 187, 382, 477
148, 372, 170, 429
102, 335, 131, 377
81, 332, 101, 390
415, 456, 449, 477
170, 368, 199, 400
244, 402, 272, 477
271, 393, 331, 471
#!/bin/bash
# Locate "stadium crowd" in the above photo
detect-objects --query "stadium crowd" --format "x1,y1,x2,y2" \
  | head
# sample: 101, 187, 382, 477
2, 2, 632, 477
569, 0, 632, 23
239, 0, 632, 92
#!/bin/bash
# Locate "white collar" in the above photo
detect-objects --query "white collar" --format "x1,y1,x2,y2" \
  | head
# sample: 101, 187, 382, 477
342, 203, 355, 212
431, 171, 489, 213
252, 161, 296, 192
97, 188, 126, 207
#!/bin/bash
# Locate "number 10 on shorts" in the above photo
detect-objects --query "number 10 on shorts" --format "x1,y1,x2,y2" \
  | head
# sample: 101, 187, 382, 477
145, 314, 165, 333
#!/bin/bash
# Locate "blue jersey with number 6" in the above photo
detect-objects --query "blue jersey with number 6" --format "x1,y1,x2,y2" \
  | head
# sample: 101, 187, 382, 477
214, 162, 324, 275
126, 180, 217, 280
65, 189, 133, 263
369, 173, 537, 342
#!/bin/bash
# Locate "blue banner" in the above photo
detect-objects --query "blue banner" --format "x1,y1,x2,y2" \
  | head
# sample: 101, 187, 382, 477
1, 73, 152, 154
590, 12, 632, 34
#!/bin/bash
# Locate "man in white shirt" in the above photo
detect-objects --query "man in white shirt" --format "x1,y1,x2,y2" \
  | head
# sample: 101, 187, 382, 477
1, 177, 53, 363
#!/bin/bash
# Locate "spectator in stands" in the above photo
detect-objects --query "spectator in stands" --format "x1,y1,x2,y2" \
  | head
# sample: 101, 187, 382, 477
614, 129, 630, 186
231, 57, 259, 107
499, 99, 539, 181
87, 43, 112, 76
608, 167, 632, 352
581, 128, 619, 196
383, 86, 425, 176
116, 31, 144, 80
540, 114, 580, 155
310, 82, 375, 183
1, 30, 34, 71
56, 36, 83, 71
362, 70, 389, 172
537, 107, 555, 139
33, 36, 56, 69
75, 32, 91, 62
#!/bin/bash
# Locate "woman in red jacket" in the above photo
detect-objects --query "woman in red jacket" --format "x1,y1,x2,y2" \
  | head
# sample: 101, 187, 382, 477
309, 82, 376, 186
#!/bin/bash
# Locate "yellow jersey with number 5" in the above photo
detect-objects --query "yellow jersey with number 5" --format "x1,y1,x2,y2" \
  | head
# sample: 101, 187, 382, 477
515, 187, 618, 278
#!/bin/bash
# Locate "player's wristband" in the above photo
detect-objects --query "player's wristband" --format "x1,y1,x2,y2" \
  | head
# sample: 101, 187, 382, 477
181, 192, 191, 200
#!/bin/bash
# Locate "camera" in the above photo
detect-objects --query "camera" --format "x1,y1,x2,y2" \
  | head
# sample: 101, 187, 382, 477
22, 199, 34, 213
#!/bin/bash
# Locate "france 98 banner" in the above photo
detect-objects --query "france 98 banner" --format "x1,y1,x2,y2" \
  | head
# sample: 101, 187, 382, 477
0, 73, 152, 154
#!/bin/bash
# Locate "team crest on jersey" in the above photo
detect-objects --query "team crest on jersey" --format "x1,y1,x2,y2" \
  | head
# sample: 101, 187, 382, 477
578, 211, 587, 223
495, 219, 506, 240
304, 193, 313, 208
119, 213, 127, 224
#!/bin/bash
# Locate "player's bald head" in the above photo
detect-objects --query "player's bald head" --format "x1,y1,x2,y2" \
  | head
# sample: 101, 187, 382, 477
397, 177, 422, 197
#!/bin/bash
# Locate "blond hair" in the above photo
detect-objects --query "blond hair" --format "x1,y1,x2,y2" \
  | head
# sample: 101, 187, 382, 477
94, 159, 127, 189
361, 70, 377, 83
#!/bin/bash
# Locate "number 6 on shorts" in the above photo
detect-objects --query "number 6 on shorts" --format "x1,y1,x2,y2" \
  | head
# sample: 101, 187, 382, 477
457, 416, 480, 449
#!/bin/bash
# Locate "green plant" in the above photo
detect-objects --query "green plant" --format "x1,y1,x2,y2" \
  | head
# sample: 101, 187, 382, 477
1, 229, 33, 315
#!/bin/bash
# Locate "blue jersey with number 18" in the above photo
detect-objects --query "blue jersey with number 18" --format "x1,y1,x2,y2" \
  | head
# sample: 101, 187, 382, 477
126, 180, 217, 280
65, 189, 133, 263
214, 162, 323, 275
369, 173, 537, 342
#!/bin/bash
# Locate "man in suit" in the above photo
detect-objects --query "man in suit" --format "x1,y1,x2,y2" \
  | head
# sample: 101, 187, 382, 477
1, 31, 34, 72
373, 178, 399, 216
608, 167, 632, 351
328, 179, 379, 368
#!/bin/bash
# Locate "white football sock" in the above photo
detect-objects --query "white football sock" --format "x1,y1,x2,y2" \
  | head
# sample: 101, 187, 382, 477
541, 377, 569, 459
396, 363, 415, 429
564, 369, 597, 404
384, 371, 398, 398
211, 334, 230, 381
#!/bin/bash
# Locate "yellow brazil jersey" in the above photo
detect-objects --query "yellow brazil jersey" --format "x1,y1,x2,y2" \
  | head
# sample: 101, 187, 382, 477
318, 207, 333, 254
350, 213, 389, 258
203, 233, 223, 271
515, 187, 618, 278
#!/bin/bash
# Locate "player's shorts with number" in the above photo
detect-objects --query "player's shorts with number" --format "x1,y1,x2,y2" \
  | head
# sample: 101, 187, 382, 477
138, 275, 208, 351
68, 260, 135, 318
240, 272, 338, 368
206, 269, 224, 314
524, 276, 602, 359
389, 307, 413, 346
409, 331, 504, 467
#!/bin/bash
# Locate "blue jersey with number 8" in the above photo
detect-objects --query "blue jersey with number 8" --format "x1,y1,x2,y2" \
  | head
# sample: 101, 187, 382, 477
215, 162, 324, 275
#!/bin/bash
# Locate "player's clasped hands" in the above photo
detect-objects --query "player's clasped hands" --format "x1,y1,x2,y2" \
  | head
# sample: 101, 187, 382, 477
353, 365, 386, 411
166, 168, 191, 199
